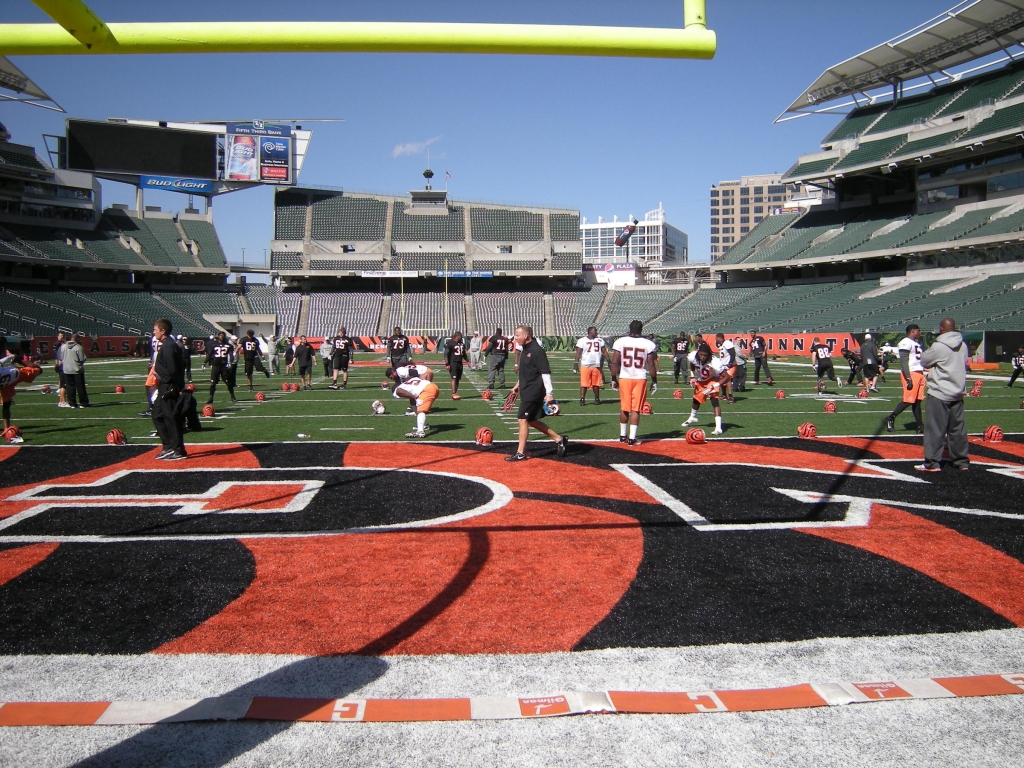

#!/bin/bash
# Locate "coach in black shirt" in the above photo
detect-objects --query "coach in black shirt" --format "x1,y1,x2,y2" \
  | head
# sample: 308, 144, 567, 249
152, 318, 187, 460
505, 325, 567, 462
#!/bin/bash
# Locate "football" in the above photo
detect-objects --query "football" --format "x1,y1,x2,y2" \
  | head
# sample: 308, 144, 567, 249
255, 391, 266, 402
824, 401, 837, 413
685, 427, 706, 444
114, 384, 125, 394
798, 422, 817, 439
984, 425, 1004, 442
106, 429, 126, 445
202, 404, 215, 417
475, 426, 494, 446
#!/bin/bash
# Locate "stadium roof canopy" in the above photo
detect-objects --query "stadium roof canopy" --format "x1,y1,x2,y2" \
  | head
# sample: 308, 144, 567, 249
778, 0, 1024, 122
0, 56, 62, 112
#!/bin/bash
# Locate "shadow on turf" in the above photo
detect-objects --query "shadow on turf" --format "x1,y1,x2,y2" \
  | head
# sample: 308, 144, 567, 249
70, 656, 390, 768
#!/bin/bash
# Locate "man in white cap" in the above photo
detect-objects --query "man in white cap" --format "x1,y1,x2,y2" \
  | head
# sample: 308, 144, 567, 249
469, 331, 483, 371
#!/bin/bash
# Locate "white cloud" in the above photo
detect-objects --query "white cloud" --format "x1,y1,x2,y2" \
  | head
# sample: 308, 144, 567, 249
392, 135, 442, 158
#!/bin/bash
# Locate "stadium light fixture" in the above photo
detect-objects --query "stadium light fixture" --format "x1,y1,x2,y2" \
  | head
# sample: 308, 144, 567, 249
5, 0, 716, 60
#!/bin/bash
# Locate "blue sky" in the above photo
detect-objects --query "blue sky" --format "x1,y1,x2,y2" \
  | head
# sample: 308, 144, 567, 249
2, 1, 953, 266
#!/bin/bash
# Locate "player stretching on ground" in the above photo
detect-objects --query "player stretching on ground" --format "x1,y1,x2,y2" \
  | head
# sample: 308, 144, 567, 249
1, 351, 42, 440
393, 369, 438, 438
444, 331, 469, 400
885, 324, 926, 434
810, 338, 842, 391
683, 342, 730, 436
611, 320, 658, 446
575, 326, 611, 406
206, 332, 237, 404
328, 328, 354, 390
1008, 344, 1024, 388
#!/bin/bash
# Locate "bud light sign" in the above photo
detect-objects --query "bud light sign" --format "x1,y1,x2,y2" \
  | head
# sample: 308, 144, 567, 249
140, 176, 214, 194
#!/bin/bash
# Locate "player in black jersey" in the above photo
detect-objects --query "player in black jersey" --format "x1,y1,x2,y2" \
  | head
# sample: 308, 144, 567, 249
1008, 344, 1024, 388
206, 332, 237, 404
444, 331, 469, 400
327, 327, 354, 390
485, 328, 511, 389
387, 327, 411, 369
242, 329, 270, 390
671, 332, 689, 384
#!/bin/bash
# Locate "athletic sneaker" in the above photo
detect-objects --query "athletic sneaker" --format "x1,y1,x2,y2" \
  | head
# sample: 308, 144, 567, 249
405, 408, 416, 416
619, 436, 628, 443
138, 409, 152, 417
712, 427, 724, 435
914, 464, 940, 472
504, 451, 529, 462
405, 430, 426, 438
870, 386, 880, 393
556, 436, 569, 457
165, 452, 188, 461
8, 436, 24, 444
627, 438, 641, 447
231, 398, 238, 404
327, 384, 339, 390
683, 416, 698, 426
594, 397, 601, 405
339, 384, 346, 390
916, 425, 924, 435
248, 386, 254, 392
148, 431, 158, 438
885, 417, 895, 432
580, 398, 586, 406
154, 449, 174, 460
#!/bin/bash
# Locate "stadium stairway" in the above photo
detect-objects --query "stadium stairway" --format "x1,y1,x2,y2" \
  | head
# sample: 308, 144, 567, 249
592, 289, 615, 328
543, 293, 555, 336
464, 295, 476, 334
298, 294, 310, 336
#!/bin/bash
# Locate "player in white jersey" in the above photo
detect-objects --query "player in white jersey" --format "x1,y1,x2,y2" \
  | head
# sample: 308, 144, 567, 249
393, 374, 439, 438
886, 324, 926, 433
683, 343, 731, 435
574, 326, 611, 406
714, 333, 738, 403
610, 320, 658, 446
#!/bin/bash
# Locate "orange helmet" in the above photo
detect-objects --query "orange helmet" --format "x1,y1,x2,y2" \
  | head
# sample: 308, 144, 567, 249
255, 391, 266, 402
481, 389, 493, 401
685, 427, 706, 444
115, 384, 125, 394
775, 389, 786, 399
798, 422, 817, 439
984, 425, 1004, 442
106, 429, 126, 445
824, 401, 837, 413
202, 404, 215, 417
673, 389, 683, 399
641, 402, 653, 415
475, 427, 494, 446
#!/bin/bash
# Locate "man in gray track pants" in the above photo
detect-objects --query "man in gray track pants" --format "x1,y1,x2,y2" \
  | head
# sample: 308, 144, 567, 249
917, 317, 969, 472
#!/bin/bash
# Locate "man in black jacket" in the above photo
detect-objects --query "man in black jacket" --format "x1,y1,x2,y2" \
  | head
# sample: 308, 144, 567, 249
151, 318, 187, 461
505, 325, 567, 462
749, 331, 773, 385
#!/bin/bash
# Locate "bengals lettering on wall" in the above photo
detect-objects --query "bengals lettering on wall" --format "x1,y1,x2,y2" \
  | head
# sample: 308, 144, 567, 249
713, 333, 859, 357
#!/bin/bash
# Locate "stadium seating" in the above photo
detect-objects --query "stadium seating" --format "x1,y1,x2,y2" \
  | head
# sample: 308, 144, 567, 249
470, 208, 543, 241
643, 286, 771, 334
742, 210, 852, 264
822, 104, 889, 144
900, 208, 1005, 247
271, 251, 303, 270
386, 292, 467, 334
310, 195, 389, 241
963, 207, 1024, 239
597, 290, 684, 335
309, 258, 386, 271
276, 291, 301, 337
179, 219, 228, 268
933, 65, 1024, 118
716, 212, 802, 265
306, 292, 383, 337
472, 292, 544, 335
695, 283, 858, 333
784, 157, 838, 180
471, 258, 545, 272
391, 203, 465, 241
831, 134, 908, 171
243, 285, 277, 315
550, 213, 581, 241
891, 127, 968, 160
3, 224, 99, 263
145, 218, 196, 268
864, 84, 963, 135
0, 147, 47, 171
552, 286, 606, 336
956, 100, 1024, 142
274, 205, 306, 240
391, 253, 466, 271
551, 252, 583, 270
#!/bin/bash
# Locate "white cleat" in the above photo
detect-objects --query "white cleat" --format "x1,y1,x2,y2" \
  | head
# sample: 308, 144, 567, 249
712, 428, 724, 436
683, 417, 698, 426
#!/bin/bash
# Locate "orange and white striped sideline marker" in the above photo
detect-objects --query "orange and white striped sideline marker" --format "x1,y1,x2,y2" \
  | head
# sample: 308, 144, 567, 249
1, 673, 1021, 726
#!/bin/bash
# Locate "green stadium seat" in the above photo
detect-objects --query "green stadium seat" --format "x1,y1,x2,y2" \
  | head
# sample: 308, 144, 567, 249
550, 213, 581, 241
391, 203, 464, 241
470, 208, 543, 241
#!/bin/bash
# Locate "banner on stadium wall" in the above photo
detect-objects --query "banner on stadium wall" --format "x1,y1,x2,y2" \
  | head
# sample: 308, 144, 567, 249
30, 336, 145, 359
711, 334, 859, 357
435, 271, 494, 278
360, 271, 419, 278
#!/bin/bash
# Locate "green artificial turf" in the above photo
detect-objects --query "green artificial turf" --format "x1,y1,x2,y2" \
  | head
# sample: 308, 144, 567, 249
9, 354, 1024, 446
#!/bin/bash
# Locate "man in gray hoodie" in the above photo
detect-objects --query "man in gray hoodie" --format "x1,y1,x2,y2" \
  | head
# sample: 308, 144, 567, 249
918, 317, 969, 472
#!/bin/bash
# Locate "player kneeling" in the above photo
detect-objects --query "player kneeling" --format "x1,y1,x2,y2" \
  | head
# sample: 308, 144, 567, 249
1, 355, 43, 441
393, 372, 438, 438
682, 343, 730, 435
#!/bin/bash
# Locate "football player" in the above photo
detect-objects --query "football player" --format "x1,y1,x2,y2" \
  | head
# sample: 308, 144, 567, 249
885, 324, 926, 434
327, 327, 354, 390
1007, 343, 1024, 388
393, 372, 439, 438
387, 327, 411, 369
574, 326, 611, 406
714, 333, 738, 404
242, 329, 270, 390
671, 331, 689, 385
444, 331, 469, 400
484, 327, 511, 389
683, 342, 730, 435
810, 338, 842, 391
611, 320, 658, 446
1, 352, 42, 438
206, 332, 237, 404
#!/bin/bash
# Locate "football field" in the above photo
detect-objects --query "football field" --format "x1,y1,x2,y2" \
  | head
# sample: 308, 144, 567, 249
2, 352, 1023, 767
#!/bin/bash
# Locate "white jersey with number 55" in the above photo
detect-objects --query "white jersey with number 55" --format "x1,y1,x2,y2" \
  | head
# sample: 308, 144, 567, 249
613, 336, 658, 380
